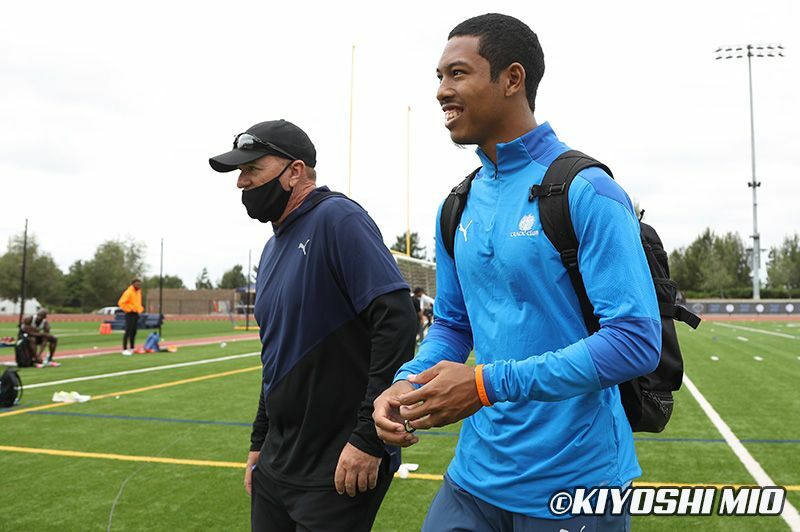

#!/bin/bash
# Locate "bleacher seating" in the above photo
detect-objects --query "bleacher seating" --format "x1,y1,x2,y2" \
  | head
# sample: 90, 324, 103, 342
104, 311, 164, 331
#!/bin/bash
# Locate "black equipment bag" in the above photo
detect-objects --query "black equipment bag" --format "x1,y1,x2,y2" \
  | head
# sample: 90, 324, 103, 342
0, 367, 23, 407
440, 150, 701, 432
15, 336, 34, 368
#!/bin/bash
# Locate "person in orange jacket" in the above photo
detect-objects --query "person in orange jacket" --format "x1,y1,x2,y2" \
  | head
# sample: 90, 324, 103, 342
118, 278, 144, 355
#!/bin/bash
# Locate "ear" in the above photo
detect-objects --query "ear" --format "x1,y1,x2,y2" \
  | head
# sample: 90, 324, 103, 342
286, 160, 307, 188
504, 62, 526, 99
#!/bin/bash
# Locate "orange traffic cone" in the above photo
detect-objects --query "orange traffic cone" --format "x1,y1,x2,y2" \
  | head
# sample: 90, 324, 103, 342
99, 323, 112, 335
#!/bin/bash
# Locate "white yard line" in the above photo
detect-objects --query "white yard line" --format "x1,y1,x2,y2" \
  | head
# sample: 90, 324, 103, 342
23, 352, 260, 390
55, 331, 114, 338
716, 322, 800, 340
683, 374, 800, 531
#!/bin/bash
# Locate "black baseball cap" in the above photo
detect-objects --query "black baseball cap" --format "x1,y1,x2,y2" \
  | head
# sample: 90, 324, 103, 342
209, 119, 317, 172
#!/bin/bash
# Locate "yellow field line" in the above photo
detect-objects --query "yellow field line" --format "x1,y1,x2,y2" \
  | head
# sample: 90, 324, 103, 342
0, 365, 261, 419
0, 443, 797, 492
0, 445, 243, 468
4, 364, 799, 492
402, 473, 444, 481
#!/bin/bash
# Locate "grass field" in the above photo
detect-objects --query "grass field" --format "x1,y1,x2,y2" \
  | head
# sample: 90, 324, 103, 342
1, 318, 798, 531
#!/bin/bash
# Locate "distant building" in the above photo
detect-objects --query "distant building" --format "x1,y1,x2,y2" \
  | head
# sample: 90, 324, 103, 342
0, 298, 43, 316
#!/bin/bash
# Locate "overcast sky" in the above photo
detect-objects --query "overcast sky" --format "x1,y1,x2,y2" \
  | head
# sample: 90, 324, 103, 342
1, 0, 797, 290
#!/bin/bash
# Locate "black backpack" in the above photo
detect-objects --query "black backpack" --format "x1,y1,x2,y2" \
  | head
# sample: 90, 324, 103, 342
440, 150, 701, 433
0, 367, 23, 408
15, 336, 34, 368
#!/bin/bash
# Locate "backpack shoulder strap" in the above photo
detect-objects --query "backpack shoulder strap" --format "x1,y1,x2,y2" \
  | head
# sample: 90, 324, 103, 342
307, 190, 351, 209
532, 150, 613, 334
440, 167, 481, 258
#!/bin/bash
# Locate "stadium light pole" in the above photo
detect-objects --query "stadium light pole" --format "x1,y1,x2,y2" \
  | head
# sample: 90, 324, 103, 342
18, 219, 28, 327
715, 43, 784, 300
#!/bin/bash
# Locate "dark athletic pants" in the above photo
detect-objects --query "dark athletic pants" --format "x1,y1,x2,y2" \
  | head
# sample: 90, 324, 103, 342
422, 474, 631, 532
251, 455, 393, 532
123, 312, 139, 349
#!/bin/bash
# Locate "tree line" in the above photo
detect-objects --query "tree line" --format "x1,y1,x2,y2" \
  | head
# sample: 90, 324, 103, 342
2, 229, 798, 311
670, 230, 800, 298
0, 233, 253, 312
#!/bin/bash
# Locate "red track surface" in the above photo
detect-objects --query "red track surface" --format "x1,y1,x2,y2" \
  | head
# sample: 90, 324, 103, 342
0, 314, 241, 323
0, 333, 259, 363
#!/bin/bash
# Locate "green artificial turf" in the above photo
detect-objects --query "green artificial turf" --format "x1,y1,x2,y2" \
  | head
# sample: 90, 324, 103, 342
0, 319, 797, 531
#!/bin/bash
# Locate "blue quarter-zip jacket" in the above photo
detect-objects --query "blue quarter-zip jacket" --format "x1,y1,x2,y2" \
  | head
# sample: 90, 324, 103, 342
394, 123, 661, 518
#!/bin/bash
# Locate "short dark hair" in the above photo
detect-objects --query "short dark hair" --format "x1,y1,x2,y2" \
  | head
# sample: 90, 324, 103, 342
413, 287, 424, 296
449, 13, 544, 112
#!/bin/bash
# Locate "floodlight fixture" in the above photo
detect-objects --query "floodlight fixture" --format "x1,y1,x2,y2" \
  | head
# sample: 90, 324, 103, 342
714, 43, 784, 300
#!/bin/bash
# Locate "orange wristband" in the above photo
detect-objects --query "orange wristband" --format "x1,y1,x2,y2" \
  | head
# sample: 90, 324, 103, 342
474, 364, 493, 407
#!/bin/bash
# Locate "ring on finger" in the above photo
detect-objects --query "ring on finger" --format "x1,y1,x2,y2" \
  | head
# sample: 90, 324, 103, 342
403, 419, 416, 433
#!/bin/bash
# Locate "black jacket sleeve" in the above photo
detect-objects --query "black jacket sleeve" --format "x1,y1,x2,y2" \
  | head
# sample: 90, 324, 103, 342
250, 385, 268, 452
348, 288, 417, 456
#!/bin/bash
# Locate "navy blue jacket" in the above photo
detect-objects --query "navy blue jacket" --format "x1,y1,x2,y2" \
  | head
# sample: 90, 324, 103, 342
250, 187, 416, 489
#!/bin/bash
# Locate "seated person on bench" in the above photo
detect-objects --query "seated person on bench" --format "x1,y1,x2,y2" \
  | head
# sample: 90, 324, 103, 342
20, 309, 60, 368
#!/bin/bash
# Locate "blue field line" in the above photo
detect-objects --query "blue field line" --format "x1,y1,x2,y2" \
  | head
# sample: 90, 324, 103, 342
21, 411, 800, 445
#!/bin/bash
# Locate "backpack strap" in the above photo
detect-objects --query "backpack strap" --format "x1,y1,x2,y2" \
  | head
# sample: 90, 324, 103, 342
661, 303, 702, 329
440, 167, 481, 258
306, 190, 352, 209
533, 150, 613, 334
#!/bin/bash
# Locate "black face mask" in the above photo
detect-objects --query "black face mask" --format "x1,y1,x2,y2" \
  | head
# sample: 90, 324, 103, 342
241, 161, 294, 223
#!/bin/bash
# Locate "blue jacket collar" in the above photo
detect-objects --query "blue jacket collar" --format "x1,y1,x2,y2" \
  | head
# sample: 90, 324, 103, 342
476, 122, 558, 175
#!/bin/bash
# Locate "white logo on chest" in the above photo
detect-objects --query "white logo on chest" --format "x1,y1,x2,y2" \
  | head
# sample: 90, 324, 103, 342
457, 220, 473, 242
511, 214, 539, 237
298, 239, 311, 255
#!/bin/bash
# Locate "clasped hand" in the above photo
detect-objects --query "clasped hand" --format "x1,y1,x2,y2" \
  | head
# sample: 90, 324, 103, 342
373, 361, 483, 447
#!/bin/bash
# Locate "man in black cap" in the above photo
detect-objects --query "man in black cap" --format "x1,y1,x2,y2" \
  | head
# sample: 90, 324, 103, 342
210, 120, 417, 531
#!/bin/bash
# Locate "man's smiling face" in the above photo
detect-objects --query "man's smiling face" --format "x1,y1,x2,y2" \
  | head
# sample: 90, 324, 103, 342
436, 35, 506, 148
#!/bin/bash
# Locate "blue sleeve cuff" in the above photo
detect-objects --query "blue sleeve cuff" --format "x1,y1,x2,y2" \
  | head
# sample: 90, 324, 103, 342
392, 320, 473, 386
584, 317, 661, 387
480, 365, 499, 405
423, 319, 473, 358
393, 370, 422, 389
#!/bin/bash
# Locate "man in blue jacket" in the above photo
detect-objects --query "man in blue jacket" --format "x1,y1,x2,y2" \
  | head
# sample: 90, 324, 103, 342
373, 13, 661, 530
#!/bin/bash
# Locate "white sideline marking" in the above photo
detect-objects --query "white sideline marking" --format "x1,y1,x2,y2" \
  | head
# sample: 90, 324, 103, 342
683, 374, 800, 530
736, 336, 749, 342
23, 352, 260, 390
717, 322, 799, 340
